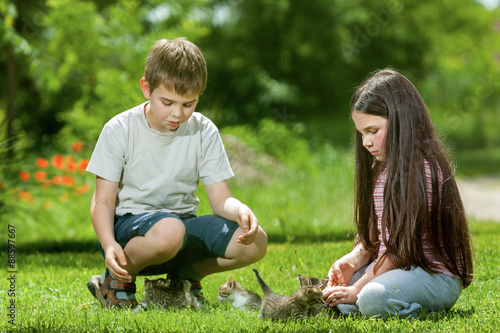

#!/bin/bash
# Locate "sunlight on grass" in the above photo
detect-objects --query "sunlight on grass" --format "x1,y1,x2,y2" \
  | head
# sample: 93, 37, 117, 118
5, 223, 499, 332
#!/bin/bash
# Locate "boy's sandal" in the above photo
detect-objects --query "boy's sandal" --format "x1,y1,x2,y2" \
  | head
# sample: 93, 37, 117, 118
190, 288, 206, 303
87, 274, 138, 308
189, 281, 206, 302
87, 275, 107, 307
167, 274, 206, 303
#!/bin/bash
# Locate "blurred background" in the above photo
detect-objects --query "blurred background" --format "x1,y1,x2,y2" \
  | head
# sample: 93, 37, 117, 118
1, 0, 499, 245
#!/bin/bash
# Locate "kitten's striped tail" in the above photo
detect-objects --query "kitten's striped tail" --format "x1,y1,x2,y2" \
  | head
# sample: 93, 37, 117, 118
252, 268, 272, 296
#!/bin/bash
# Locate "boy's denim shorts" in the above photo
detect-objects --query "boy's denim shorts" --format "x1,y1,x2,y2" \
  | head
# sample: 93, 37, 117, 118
98, 212, 239, 276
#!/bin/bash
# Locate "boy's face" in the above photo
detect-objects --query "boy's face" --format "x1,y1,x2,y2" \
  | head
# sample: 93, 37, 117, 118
141, 78, 199, 133
352, 110, 388, 162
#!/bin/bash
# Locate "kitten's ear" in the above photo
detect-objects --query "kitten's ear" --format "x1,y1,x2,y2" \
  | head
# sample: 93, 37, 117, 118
297, 274, 306, 286
181, 280, 191, 292
228, 280, 235, 289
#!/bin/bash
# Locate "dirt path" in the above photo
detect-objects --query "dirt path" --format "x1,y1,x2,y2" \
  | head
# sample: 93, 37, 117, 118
457, 176, 500, 222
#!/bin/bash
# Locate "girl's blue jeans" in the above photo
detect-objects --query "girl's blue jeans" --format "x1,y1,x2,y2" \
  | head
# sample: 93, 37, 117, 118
337, 262, 463, 319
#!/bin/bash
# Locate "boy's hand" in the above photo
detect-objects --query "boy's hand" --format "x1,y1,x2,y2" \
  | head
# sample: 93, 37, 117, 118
206, 181, 260, 245
104, 242, 132, 282
236, 204, 259, 245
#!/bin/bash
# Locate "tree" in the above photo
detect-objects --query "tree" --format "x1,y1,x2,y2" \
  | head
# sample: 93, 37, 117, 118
1, 0, 498, 152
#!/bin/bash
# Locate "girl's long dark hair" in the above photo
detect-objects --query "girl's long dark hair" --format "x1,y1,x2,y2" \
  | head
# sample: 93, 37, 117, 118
351, 69, 473, 288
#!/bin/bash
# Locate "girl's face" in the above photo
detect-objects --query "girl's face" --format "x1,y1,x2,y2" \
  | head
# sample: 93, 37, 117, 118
352, 110, 388, 162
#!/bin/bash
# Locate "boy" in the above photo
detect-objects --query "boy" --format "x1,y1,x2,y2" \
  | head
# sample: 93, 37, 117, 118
86, 38, 268, 308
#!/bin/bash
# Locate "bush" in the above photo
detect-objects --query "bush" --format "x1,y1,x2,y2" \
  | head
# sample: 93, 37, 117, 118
1, 142, 95, 244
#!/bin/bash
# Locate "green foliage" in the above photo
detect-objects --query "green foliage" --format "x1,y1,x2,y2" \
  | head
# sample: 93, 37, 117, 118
0, 142, 94, 244
455, 147, 500, 176
2, 0, 500, 157
223, 119, 310, 163
217, 120, 354, 242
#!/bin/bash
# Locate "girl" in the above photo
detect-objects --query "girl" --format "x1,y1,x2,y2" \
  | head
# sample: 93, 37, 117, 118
322, 69, 473, 319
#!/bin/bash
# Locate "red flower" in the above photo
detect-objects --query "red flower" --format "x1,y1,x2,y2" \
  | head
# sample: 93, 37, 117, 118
51, 154, 65, 170
78, 159, 90, 174
75, 183, 90, 195
62, 176, 77, 187
19, 191, 34, 204
71, 142, 84, 152
52, 175, 64, 186
19, 170, 30, 181
36, 158, 50, 169
66, 156, 76, 173
34, 171, 47, 182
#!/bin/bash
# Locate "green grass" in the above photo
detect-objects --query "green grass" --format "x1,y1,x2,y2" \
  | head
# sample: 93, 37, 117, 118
1, 222, 499, 332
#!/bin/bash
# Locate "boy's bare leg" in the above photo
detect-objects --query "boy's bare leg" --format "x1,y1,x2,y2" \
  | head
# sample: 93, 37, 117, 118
190, 226, 268, 277
120, 218, 185, 276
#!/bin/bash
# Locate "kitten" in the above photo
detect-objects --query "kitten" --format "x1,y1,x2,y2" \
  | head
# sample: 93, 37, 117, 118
252, 268, 324, 321
218, 280, 261, 311
298, 274, 341, 318
133, 278, 200, 313
297, 274, 329, 291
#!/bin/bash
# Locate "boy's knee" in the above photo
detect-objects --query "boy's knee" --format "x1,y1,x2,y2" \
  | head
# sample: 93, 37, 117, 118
234, 227, 268, 265
356, 282, 391, 317
151, 218, 186, 256
250, 227, 268, 262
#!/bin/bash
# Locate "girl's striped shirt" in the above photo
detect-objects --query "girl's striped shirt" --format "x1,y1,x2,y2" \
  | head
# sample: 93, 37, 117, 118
374, 160, 456, 278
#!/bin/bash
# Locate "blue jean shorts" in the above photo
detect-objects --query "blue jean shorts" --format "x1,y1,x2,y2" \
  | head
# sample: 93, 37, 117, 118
98, 212, 239, 276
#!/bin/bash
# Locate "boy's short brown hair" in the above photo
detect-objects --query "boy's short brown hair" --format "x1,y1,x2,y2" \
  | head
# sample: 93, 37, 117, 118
144, 38, 207, 96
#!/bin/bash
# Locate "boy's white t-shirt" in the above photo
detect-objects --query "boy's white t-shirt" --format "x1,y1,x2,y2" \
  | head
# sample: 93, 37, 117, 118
87, 102, 234, 216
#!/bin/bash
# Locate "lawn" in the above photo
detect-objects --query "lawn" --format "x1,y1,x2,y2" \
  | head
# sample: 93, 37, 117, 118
1, 122, 499, 332
2, 222, 499, 332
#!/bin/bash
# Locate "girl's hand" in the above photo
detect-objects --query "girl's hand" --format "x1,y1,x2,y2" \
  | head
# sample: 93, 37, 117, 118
104, 243, 132, 282
235, 204, 259, 245
327, 259, 355, 288
323, 286, 359, 306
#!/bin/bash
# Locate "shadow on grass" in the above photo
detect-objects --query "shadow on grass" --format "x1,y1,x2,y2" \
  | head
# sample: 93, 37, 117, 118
267, 228, 355, 244
18, 239, 98, 254
18, 229, 354, 254
419, 307, 476, 321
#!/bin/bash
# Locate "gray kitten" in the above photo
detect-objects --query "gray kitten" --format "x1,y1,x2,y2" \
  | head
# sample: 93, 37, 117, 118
218, 279, 261, 311
133, 278, 200, 313
252, 269, 324, 321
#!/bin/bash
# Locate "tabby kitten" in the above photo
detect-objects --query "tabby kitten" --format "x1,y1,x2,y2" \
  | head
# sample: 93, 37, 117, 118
218, 280, 261, 311
297, 274, 329, 291
297, 274, 341, 318
252, 269, 324, 321
133, 278, 200, 313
